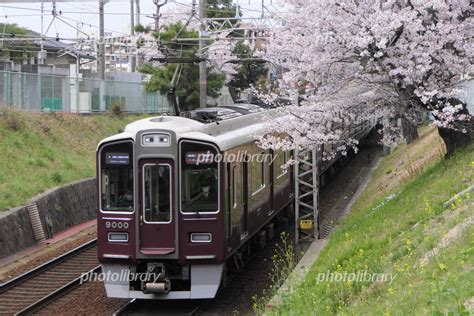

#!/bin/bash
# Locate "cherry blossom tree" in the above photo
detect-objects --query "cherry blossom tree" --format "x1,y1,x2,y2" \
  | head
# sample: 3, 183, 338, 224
257, 0, 473, 156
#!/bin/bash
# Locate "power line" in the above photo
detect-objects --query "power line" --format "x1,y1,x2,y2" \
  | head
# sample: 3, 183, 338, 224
60, 15, 130, 36
0, 4, 208, 17
0, 14, 44, 17
0, 0, 278, 79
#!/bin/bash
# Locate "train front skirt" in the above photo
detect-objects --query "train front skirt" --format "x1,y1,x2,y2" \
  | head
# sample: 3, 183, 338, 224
102, 263, 224, 299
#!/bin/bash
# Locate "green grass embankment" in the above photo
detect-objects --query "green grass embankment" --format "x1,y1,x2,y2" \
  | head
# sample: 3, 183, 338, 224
0, 110, 148, 211
272, 126, 474, 315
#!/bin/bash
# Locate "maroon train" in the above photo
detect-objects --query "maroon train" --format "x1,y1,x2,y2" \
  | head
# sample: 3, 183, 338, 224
96, 105, 294, 299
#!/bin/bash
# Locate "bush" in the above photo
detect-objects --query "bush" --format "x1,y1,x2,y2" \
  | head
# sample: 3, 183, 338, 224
134, 24, 151, 33
34, 158, 47, 167
43, 148, 55, 161
51, 171, 63, 184
2, 110, 24, 131
109, 100, 124, 118
253, 232, 295, 315
40, 122, 51, 134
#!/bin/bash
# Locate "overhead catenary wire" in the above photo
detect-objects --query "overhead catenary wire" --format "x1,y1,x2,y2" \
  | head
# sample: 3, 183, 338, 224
0, 6, 194, 17
0, 0, 279, 74
0, 1, 282, 17
0, 5, 275, 39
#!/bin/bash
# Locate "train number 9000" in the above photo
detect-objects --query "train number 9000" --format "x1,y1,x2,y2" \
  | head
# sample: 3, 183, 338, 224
105, 221, 129, 229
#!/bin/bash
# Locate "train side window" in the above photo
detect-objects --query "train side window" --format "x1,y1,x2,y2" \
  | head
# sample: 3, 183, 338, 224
143, 164, 171, 223
277, 151, 288, 178
226, 163, 236, 240
232, 165, 237, 208
251, 152, 265, 194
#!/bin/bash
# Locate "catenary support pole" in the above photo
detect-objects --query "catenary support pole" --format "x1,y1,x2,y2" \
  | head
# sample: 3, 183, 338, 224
130, 0, 136, 72
99, 0, 105, 80
199, 0, 207, 108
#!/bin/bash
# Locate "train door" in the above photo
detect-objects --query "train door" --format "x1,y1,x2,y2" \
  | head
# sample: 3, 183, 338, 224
138, 159, 175, 254
241, 160, 249, 238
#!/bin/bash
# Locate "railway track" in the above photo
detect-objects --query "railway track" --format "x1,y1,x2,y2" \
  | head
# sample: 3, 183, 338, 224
110, 219, 293, 316
0, 239, 99, 315
114, 299, 201, 315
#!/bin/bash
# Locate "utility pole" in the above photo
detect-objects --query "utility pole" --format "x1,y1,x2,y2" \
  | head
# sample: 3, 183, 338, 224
135, 0, 141, 68
153, 0, 167, 34
99, 0, 106, 112
135, 0, 140, 25
199, 0, 207, 108
99, 0, 105, 80
130, 0, 136, 72
39, 1, 45, 64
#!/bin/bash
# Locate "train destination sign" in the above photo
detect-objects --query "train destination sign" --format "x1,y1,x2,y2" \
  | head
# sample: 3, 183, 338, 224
185, 151, 214, 165
105, 152, 130, 165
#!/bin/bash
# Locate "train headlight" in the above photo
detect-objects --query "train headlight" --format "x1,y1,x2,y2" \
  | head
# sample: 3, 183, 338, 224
108, 232, 129, 243
143, 136, 155, 144
142, 133, 171, 146
190, 233, 212, 243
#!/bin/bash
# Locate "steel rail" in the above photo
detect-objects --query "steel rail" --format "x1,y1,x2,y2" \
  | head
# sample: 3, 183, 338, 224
0, 238, 97, 292
15, 265, 102, 315
112, 299, 136, 316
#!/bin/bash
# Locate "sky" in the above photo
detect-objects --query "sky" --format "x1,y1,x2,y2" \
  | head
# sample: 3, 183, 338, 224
0, 0, 284, 40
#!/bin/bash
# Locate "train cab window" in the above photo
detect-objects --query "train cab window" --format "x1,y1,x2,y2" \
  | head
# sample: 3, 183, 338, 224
143, 164, 171, 223
100, 141, 134, 212
251, 153, 265, 194
181, 141, 219, 213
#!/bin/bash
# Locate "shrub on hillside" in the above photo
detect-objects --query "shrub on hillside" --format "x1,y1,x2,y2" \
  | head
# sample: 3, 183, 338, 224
109, 100, 125, 118
1, 109, 24, 131
51, 171, 63, 184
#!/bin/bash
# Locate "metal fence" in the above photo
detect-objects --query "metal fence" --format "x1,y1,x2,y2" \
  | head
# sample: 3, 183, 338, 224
1, 69, 472, 115
0, 70, 171, 113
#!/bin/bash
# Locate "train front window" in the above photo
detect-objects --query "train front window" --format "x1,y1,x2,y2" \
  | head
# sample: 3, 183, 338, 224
143, 164, 171, 223
181, 142, 219, 213
100, 142, 134, 212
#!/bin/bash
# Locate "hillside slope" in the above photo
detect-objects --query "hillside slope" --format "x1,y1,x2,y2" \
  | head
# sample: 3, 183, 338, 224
272, 126, 474, 315
0, 110, 147, 211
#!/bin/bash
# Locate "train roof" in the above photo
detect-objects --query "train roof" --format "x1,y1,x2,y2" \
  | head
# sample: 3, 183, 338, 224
99, 108, 277, 151
223, 103, 264, 114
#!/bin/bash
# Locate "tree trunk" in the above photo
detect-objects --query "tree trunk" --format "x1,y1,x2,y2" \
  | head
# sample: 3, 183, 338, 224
399, 117, 419, 144
433, 99, 473, 157
227, 85, 239, 103
437, 126, 471, 156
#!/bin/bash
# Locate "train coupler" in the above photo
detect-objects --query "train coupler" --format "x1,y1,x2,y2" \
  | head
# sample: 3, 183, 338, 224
143, 279, 171, 294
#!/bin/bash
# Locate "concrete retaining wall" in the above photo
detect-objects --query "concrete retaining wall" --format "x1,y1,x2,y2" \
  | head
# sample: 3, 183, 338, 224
0, 178, 96, 259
